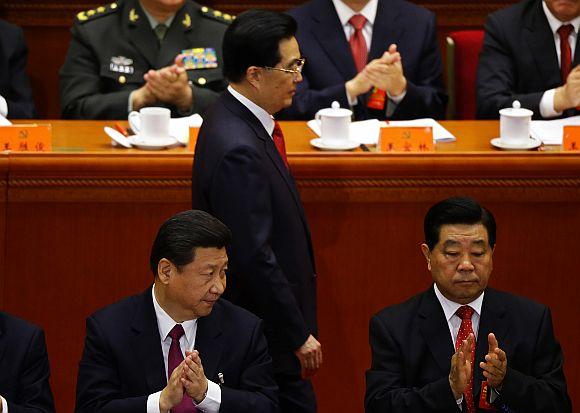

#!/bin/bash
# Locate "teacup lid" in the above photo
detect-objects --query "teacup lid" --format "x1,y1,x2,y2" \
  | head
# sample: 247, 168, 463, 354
499, 100, 533, 117
317, 101, 353, 117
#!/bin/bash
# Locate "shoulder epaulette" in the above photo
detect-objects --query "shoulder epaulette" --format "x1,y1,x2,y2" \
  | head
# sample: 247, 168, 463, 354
199, 6, 234, 24
76, 2, 119, 23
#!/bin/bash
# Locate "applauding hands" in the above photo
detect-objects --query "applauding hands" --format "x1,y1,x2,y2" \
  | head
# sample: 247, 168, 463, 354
159, 350, 209, 413
346, 43, 407, 102
132, 54, 193, 112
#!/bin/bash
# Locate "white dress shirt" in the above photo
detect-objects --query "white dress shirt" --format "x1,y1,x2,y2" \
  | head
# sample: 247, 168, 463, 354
0, 395, 7, 413
228, 85, 275, 137
539, 1, 580, 118
0, 96, 8, 118
146, 285, 221, 413
331, 0, 404, 113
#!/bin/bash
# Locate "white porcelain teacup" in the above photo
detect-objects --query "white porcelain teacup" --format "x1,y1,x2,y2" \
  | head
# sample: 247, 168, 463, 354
499, 101, 533, 146
128, 107, 171, 141
315, 101, 352, 145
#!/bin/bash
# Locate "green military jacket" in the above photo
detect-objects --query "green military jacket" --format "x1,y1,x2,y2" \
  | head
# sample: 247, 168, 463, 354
60, 0, 231, 119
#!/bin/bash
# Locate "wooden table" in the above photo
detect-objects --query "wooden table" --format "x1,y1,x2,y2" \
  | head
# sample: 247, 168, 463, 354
1, 121, 579, 412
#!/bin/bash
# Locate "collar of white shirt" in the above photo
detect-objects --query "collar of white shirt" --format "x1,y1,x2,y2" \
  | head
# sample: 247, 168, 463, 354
228, 85, 275, 136
542, 1, 580, 36
433, 283, 484, 324
140, 1, 176, 29
332, 0, 378, 28
152, 284, 197, 347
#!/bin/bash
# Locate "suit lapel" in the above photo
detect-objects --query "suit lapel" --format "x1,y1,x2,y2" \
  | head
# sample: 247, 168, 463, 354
525, 1, 562, 87
125, 0, 158, 68
194, 302, 223, 381
310, 0, 358, 81
473, 288, 509, 399
418, 287, 456, 374
130, 287, 167, 392
221, 92, 308, 223
368, 0, 403, 61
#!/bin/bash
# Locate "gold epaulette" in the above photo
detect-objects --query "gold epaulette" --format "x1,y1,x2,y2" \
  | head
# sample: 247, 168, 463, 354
76, 2, 119, 23
199, 6, 234, 24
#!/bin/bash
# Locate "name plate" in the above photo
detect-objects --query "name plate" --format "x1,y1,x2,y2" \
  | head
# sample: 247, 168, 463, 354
380, 126, 434, 152
0, 124, 53, 152
189, 127, 200, 151
563, 125, 580, 151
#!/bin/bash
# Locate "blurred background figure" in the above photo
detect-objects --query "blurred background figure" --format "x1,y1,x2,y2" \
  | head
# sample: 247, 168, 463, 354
0, 19, 36, 119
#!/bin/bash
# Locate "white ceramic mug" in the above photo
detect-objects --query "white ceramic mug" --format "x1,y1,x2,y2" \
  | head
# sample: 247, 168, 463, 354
315, 101, 352, 143
128, 107, 171, 141
499, 101, 533, 145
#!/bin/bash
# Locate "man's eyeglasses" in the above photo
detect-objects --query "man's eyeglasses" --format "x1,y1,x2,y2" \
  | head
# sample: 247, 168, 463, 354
263, 58, 306, 77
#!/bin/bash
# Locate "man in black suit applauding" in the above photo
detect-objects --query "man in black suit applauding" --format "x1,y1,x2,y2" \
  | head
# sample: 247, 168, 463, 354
75, 210, 277, 413
366, 197, 571, 413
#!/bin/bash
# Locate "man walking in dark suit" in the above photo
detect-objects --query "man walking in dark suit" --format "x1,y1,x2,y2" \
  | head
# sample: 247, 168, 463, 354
281, 0, 447, 121
365, 197, 571, 413
60, 0, 231, 119
75, 210, 278, 413
0, 311, 55, 413
477, 0, 580, 119
192, 10, 321, 413
0, 19, 36, 119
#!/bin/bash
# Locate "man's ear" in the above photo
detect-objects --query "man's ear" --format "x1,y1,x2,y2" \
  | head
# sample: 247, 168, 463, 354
157, 258, 174, 284
420, 243, 431, 270
246, 66, 262, 89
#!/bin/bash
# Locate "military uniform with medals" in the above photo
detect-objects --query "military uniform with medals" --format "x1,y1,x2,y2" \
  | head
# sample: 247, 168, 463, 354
60, 0, 231, 119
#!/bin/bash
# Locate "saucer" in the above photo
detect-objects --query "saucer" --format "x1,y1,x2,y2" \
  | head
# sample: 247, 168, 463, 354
490, 137, 542, 150
128, 135, 179, 150
310, 138, 359, 151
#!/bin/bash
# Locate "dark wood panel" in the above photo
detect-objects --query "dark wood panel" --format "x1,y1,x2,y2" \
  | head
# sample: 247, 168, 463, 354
1, 121, 579, 411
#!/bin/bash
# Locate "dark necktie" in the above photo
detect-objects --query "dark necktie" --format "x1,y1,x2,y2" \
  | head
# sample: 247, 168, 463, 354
558, 24, 574, 83
455, 305, 476, 413
155, 23, 168, 45
348, 14, 368, 73
167, 324, 197, 413
272, 121, 289, 169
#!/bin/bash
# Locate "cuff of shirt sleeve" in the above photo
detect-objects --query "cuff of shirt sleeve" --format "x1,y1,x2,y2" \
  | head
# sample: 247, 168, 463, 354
387, 90, 407, 104
345, 85, 358, 107
128, 91, 136, 114
147, 390, 162, 413
539, 89, 563, 118
194, 380, 221, 412
0, 95, 8, 118
385, 90, 407, 118
456, 394, 463, 411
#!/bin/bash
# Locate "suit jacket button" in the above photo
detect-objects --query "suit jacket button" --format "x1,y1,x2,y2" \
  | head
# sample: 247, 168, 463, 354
119, 75, 126, 84
197, 77, 207, 85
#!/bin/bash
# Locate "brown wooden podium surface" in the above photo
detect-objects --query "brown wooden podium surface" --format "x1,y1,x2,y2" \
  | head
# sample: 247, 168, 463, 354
1, 121, 579, 412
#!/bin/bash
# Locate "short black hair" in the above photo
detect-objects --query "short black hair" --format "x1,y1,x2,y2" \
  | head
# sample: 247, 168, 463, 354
149, 210, 232, 276
424, 197, 496, 250
222, 9, 297, 82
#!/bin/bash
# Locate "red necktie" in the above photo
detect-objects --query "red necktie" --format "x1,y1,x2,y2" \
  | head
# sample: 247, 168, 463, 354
349, 14, 368, 72
273, 121, 289, 169
455, 306, 476, 413
168, 324, 197, 413
558, 24, 574, 83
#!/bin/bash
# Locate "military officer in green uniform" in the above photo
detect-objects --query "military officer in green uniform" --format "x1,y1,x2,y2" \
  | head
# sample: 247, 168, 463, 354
60, 0, 232, 119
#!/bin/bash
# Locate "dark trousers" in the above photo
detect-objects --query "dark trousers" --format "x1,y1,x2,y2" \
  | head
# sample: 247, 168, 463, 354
276, 373, 316, 413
